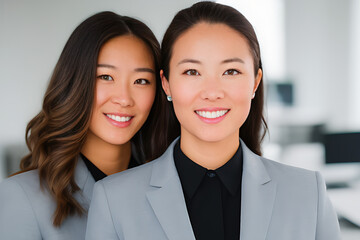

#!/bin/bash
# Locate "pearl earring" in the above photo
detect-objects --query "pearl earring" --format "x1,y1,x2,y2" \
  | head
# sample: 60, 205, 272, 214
167, 95, 172, 102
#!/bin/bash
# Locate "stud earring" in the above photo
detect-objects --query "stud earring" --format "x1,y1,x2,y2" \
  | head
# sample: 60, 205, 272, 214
252, 92, 256, 99
167, 95, 172, 102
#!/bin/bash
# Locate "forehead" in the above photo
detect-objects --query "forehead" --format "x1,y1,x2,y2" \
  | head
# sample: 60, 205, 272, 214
170, 22, 252, 62
98, 35, 154, 66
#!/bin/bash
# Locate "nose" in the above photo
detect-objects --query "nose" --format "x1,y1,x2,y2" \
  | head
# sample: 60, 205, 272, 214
200, 78, 225, 101
111, 84, 135, 107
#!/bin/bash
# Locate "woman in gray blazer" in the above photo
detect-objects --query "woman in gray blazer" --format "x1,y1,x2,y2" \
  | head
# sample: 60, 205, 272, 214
86, 2, 341, 240
0, 11, 170, 240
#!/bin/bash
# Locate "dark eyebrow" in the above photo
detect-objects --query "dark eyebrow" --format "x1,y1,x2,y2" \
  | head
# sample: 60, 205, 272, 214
134, 68, 155, 74
177, 59, 201, 66
221, 58, 245, 64
97, 64, 116, 69
177, 58, 244, 66
97, 64, 154, 74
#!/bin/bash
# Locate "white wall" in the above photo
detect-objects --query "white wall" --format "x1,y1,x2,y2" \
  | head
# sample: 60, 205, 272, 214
284, 0, 356, 130
0, 0, 198, 176
218, 0, 286, 81
349, 0, 360, 129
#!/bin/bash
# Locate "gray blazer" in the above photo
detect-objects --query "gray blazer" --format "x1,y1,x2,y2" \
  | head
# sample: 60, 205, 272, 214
0, 158, 95, 240
86, 139, 341, 240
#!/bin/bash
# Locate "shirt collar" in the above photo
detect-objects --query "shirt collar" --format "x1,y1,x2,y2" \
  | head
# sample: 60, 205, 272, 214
80, 153, 107, 182
215, 144, 243, 195
80, 151, 140, 182
174, 140, 243, 199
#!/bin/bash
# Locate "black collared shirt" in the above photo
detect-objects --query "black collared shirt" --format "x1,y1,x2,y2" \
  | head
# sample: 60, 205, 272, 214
80, 153, 139, 182
174, 141, 243, 240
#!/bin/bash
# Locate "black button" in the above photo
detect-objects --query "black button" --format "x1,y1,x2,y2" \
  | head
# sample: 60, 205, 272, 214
207, 171, 216, 178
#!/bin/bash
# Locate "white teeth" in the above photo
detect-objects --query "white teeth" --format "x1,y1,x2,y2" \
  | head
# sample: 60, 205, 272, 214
195, 110, 229, 119
106, 114, 132, 122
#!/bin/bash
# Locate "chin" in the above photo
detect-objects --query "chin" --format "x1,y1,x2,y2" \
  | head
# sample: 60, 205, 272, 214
104, 136, 132, 146
195, 132, 231, 143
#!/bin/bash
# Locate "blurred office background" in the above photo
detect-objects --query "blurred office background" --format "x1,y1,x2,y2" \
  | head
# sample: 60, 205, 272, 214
1, 0, 360, 238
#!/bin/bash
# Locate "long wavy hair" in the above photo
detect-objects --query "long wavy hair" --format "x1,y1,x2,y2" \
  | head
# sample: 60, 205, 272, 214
17, 11, 169, 227
161, 1, 268, 155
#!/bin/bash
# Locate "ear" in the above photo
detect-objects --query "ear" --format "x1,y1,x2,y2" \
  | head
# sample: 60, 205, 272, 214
160, 70, 171, 96
253, 68, 262, 94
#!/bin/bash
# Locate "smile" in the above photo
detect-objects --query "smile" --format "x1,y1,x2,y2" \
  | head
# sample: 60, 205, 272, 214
105, 114, 132, 122
195, 110, 229, 119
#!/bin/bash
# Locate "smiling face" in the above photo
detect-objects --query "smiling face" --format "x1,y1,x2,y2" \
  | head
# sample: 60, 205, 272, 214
162, 22, 262, 145
88, 35, 156, 146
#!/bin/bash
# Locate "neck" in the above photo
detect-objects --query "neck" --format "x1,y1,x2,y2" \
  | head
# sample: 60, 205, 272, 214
180, 131, 239, 170
81, 132, 131, 175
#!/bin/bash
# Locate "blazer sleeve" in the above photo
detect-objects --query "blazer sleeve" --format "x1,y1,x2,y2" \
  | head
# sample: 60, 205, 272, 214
315, 171, 341, 240
86, 181, 120, 240
0, 178, 41, 240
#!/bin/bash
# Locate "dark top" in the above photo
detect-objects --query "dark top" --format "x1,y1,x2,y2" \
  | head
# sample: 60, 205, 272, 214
174, 141, 243, 240
80, 153, 139, 182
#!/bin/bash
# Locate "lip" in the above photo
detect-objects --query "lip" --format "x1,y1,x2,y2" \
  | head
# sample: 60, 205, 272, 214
194, 108, 230, 124
104, 113, 134, 128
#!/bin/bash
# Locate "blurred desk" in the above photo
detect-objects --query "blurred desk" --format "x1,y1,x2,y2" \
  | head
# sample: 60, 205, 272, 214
340, 219, 360, 240
274, 143, 360, 239
328, 188, 360, 226
322, 164, 360, 239
328, 187, 360, 239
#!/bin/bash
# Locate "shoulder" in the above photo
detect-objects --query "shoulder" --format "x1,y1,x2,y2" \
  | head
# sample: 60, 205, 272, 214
100, 139, 176, 189
0, 170, 51, 214
0, 170, 42, 199
261, 156, 319, 186
94, 150, 174, 206
241, 139, 316, 183
87, 161, 160, 240
241, 139, 318, 189
0, 171, 42, 239
259, 156, 325, 198
0, 166, 90, 239
260, 157, 316, 180
259, 157, 341, 238
90, 159, 159, 226
100, 159, 157, 191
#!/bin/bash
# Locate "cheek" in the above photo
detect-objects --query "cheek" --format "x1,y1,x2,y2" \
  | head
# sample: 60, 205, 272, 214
230, 78, 254, 98
136, 88, 156, 114
170, 81, 196, 110
93, 84, 108, 110
229, 83, 254, 117
230, 88, 253, 102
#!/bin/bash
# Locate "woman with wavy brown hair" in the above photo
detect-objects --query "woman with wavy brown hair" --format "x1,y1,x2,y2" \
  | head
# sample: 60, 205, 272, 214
0, 11, 170, 239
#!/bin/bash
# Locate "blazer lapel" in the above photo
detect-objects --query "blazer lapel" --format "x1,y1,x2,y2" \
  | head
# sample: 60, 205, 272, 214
146, 139, 196, 240
74, 157, 95, 206
240, 140, 277, 240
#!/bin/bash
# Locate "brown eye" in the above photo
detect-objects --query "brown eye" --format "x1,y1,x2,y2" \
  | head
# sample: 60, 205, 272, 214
97, 75, 113, 81
134, 79, 150, 85
224, 69, 240, 75
184, 69, 200, 76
